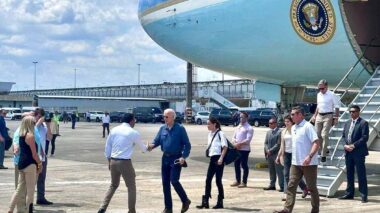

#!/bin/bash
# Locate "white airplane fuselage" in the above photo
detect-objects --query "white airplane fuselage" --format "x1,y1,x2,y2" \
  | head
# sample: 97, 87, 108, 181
138, 0, 380, 86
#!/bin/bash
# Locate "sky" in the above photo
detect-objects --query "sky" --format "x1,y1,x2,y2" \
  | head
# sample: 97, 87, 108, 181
0, 0, 237, 91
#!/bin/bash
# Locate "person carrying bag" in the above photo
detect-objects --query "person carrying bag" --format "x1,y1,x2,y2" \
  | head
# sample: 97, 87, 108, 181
197, 117, 228, 209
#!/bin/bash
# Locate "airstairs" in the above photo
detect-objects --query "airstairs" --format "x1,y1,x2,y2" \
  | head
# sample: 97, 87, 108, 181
317, 66, 380, 197
198, 88, 238, 109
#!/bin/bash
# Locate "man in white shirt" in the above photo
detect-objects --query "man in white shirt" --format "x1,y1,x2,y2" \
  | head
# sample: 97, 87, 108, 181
98, 113, 147, 213
102, 112, 110, 138
274, 106, 320, 213
311, 79, 340, 163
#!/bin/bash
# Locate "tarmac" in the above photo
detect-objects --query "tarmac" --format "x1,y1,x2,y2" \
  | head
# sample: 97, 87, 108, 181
1, 121, 380, 213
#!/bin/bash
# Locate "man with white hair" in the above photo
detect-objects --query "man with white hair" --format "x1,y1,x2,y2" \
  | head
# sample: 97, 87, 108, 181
148, 108, 192, 213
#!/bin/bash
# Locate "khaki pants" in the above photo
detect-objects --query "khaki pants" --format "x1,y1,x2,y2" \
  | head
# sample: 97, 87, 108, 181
100, 159, 136, 213
284, 165, 320, 213
316, 113, 333, 157
9, 164, 37, 213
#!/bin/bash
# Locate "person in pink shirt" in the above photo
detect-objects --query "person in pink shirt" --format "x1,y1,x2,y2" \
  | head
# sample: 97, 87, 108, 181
230, 112, 254, 188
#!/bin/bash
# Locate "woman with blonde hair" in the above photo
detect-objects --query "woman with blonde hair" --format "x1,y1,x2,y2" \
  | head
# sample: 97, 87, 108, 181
276, 115, 308, 201
8, 116, 43, 213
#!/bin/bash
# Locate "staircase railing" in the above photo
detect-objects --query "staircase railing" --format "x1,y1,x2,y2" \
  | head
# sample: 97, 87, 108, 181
333, 38, 378, 106
331, 67, 380, 168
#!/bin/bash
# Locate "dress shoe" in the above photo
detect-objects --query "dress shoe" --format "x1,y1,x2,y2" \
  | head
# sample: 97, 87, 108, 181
98, 209, 105, 213
273, 209, 289, 213
238, 183, 247, 188
321, 157, 326, 163
162, 208, 173, 213
338, 194, 354, 200
0, 165, 8, 169
37, 199, 53, 205
181, 199, 191, 213
230, 181, 240, 187
278, 188, 284, 192
263, 186, 276, 190
302, 188, 309, 198
361, 197, 368, 203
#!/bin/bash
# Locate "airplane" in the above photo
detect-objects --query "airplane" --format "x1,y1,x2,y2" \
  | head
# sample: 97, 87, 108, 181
138, 0, 379, 87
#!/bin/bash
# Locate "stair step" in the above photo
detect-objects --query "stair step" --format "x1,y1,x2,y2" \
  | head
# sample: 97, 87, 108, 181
353, 101, 380, 105
358, 94, 380, 97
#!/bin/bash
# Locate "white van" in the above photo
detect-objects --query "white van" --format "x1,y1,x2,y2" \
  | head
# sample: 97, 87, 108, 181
1, 107, 22, 120
22, 106, 38, 113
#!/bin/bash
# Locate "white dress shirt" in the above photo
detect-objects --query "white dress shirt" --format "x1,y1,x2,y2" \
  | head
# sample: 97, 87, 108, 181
291, 119, 319, 166
102, 115, 110, 124
37, 123, 48, 162
207, 130, 228, 156
105, 123, 146, 159
317, 90, 340, 113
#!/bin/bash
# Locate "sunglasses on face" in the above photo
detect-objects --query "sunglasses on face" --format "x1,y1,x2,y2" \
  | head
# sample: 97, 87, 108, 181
318, 87, 326, 91
349, 110, 358, 113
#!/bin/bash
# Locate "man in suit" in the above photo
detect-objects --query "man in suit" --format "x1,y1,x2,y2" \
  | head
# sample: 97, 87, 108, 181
263, 118, 284, 191
339, 105, 369, 203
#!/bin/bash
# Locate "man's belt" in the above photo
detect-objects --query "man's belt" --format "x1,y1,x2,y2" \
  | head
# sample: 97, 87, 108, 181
163, 152, 181, 157
319, 112, 333, 116
111, 158, 131, 161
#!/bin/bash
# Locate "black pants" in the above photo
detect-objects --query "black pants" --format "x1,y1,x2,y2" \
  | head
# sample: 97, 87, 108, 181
234, 150, 250, 184
345, 152, 368, 197
103, 123, 110, 137
51, 134, 58, 155
205, 155, 225, 198
71, 120, 76, 129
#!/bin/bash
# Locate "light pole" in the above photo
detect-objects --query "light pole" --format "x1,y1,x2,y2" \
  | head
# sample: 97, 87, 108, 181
137, 63, 141, 85
33, 61, 38, 91
74, 68, 77, 89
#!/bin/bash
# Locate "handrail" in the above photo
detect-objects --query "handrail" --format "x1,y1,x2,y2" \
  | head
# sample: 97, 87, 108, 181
333, 37, 377, 94
331, 67, 380, 164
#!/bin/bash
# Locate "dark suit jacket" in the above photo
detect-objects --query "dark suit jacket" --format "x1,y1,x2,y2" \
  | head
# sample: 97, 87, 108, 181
264, 127, 281, 156
342, 117, 369, 157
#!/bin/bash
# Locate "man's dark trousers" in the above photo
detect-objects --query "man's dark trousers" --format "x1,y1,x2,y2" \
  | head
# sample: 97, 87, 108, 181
161, 154, 188, 209
345, 152, 368, 197
37, 157, 48, 201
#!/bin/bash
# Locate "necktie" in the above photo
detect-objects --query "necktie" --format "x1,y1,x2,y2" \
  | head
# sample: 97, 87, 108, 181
348, 120, 355, 143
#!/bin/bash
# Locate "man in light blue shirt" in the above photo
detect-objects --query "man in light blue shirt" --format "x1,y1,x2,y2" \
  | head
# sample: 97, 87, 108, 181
98, 113, 146, 213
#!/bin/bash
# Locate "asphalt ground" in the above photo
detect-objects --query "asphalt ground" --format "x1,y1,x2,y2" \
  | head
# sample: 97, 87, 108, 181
1, 121, 379, 213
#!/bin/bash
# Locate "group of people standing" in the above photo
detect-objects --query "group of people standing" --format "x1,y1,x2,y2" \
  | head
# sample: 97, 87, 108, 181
5, 108, 55, 213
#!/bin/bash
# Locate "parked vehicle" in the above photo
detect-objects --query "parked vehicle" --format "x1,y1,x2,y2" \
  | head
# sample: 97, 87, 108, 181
194, 111, 210, 125
1, 107, 22, 120
86, 111, 105, 122
109, 111, 126, 123
246, 109, 277, 127
133, 107, 163, 123
210, 108, 239, 126
22, 106, 38, 113
175, 112, 184, 123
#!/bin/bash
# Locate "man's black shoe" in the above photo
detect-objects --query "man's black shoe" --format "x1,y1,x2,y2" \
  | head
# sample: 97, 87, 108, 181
37, 199, 53, 205
98, 209, 106, 213
162, 208, 173, 213
263, 186, 276, 190
0, 165, 8, 169
338, 194, 354, 200
278, 188, 284, 192
321, 157, 326, 163
361, 197, 368, 203
181, 199, 191, 213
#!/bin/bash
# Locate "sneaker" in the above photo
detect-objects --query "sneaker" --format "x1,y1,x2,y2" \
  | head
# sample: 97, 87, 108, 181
321, 157, 326, 163
230, 181, 240, 187
238, 183, 247, 188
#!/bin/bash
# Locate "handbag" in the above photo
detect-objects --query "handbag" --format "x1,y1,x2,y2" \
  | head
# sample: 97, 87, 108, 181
205, 130, 220, 157
218, 134, 241, 165
5, 137, 12, 151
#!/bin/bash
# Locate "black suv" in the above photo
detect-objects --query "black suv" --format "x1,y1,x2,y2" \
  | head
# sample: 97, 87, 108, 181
210, 108, 239, 126
133, 107, 163, 123
109, 111, 126, 123
246, 110, 277, 127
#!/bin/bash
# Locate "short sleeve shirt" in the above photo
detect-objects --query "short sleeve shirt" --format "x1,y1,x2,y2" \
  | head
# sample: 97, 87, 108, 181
317, 90, 340, 113
291, 119, 319, 166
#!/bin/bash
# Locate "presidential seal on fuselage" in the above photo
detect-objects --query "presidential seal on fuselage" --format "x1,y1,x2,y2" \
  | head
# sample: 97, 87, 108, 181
290, 0, 336, 44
